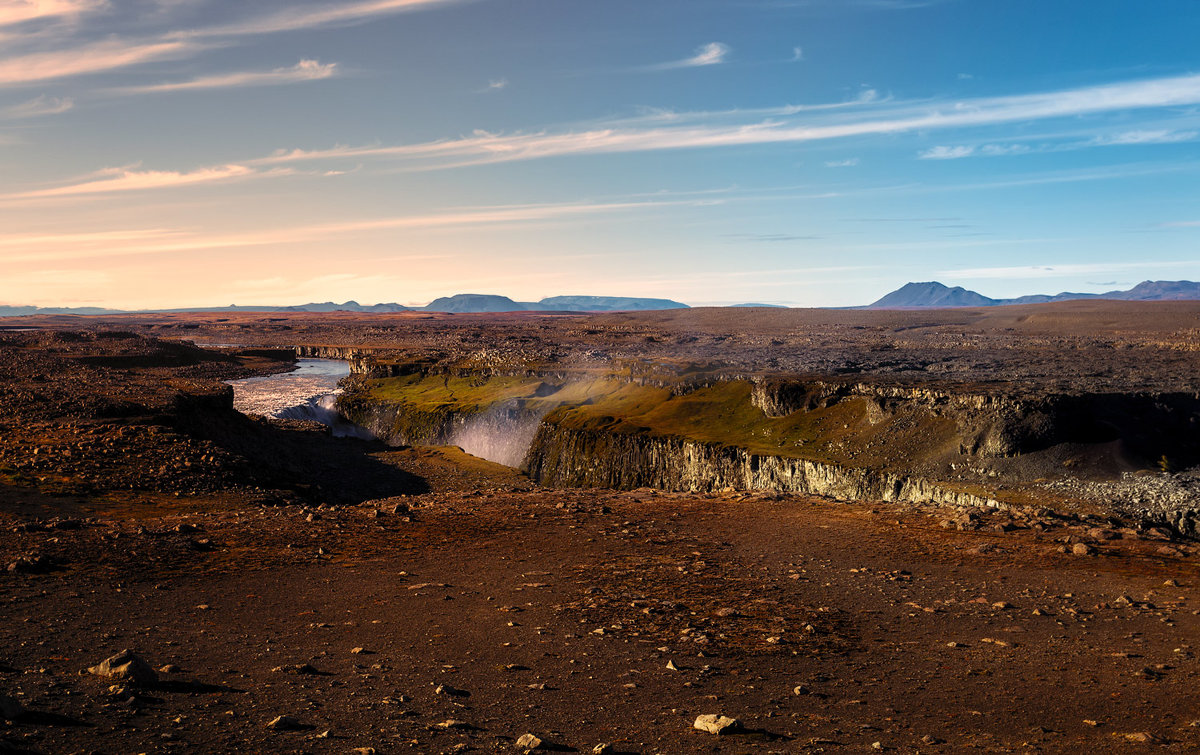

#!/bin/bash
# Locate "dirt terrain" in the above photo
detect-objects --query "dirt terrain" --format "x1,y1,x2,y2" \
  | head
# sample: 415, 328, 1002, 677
1, 308, 1199, 753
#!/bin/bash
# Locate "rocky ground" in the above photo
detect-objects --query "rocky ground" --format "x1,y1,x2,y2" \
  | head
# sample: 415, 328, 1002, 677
10, 299, 1200, 392
1, 316, 1199, 752
5, 485, 1200, 753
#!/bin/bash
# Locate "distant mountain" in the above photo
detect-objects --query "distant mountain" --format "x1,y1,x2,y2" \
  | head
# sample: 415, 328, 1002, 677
0, 305, 124, 317
537, 296, 688, 312
422, 294, 530, 313
1115, 280, 1200, 301
868, 282, 997, 308
0, 295, 688, 317
279, 301, 411, 313
421, 294, 690, 313
867, 280, 1200, 309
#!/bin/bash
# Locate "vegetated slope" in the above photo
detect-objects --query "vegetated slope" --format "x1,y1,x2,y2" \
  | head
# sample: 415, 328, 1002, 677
339, 366, 1200, 528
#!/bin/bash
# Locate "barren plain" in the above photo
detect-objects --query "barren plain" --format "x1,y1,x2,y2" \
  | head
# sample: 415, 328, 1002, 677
2, 303, 1200, 753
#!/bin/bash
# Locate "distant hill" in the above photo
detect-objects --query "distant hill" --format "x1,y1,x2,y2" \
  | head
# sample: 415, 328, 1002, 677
0, 295, 689, 317
727, 303, 789, 308
423, 294, 530, 313
537, 295, 688, 312
280, 301, 411, 313
422, 294, 690, 313
0, 305, 124, 317
867, 280, 1200, 309
868, 282, 996, 308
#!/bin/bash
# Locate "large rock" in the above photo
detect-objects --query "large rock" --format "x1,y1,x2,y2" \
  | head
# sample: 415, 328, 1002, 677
87, 650, 159, 686
694, 713, 741, 735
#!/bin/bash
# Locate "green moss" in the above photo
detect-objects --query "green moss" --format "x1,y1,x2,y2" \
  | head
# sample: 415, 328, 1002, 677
356, 373, 965, 469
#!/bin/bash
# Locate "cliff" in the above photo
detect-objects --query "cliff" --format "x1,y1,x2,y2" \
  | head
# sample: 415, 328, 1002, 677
523, 420, 1001, 509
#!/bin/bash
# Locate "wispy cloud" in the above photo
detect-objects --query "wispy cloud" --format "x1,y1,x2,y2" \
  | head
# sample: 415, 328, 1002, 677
9, 163, 260, 199
114, 59, 337, 94
477, 77, 507, 93
791, 46, 804, 62
0, 0, 467, 87
1091, 129, 1198, 146
0, 0, 105, 28
248, 72, 1200, 171
648, 42, 730, 71
0, 94, 72, 118
919, 145, 974, 159
940, 260, 1200, 279
185, 0, 474, 38
824, 157, 859, 167
1, 198, 707, 261
0, 38, 201, 85
919, 128, 1198, 159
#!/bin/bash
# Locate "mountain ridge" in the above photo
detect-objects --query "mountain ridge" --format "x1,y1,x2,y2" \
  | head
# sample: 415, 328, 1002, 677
867, 280, 1200, 309
0, 294, 692, 317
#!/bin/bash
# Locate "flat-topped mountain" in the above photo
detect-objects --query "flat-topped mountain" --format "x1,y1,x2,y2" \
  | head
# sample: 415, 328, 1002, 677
1, 294, 690, 317
868, 280, 1200, 309
421, 294, 689, 313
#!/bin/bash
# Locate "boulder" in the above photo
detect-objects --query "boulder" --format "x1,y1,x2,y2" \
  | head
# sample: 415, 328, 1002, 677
694, 713, 741, 734
87, 650, 158, 686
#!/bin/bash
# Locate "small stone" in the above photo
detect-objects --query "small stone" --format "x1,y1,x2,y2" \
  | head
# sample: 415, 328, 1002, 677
1120, 732, 1163, 743
87, 650, 158, 686
1072, 543, 1095, 556
435, 684, 468, 697
350, 748, 374, 755
592, 744, 614, 755
694, 713, 741, 735
158, 664, 179, 674
516, 732, 544, 749
793, 684, 810, 696
350, 647, 367, 654
267, 715, 304, 730
666, 660, 678, 671
921, 734, 941, 744
437, 720, 470, 730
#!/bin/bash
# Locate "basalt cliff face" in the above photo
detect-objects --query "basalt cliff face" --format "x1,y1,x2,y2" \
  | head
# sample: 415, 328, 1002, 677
522, 420, 1001, 509
332, 366, 1200, 527
750, 378, 1200, 461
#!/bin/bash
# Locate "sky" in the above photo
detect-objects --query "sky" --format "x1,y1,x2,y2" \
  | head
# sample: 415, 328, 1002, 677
1, 0, 1199, 309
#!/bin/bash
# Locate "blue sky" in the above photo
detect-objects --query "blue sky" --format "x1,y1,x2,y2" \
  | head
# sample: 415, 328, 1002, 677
1, 0, 1198, 308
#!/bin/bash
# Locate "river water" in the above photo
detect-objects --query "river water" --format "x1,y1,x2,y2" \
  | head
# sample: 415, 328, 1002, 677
226, 359, 373, 439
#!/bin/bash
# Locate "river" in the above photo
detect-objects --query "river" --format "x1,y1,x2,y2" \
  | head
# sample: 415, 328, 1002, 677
226, 359, 373, 439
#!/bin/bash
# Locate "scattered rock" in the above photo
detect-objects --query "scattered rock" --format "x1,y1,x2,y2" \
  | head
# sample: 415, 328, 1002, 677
435, 683, 469, 697
266, 715, 304, 731
1119, 731, 1164, 744
516, 732, 544, 749
694, 713, 742, 735
1072, 543, 1095, 556
87, 650, 158, 686
592, 744, 614, 755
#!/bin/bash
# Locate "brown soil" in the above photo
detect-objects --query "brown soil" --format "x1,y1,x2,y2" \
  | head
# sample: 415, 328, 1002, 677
1, 313, 1198, 753
4, 483, 1200, 753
